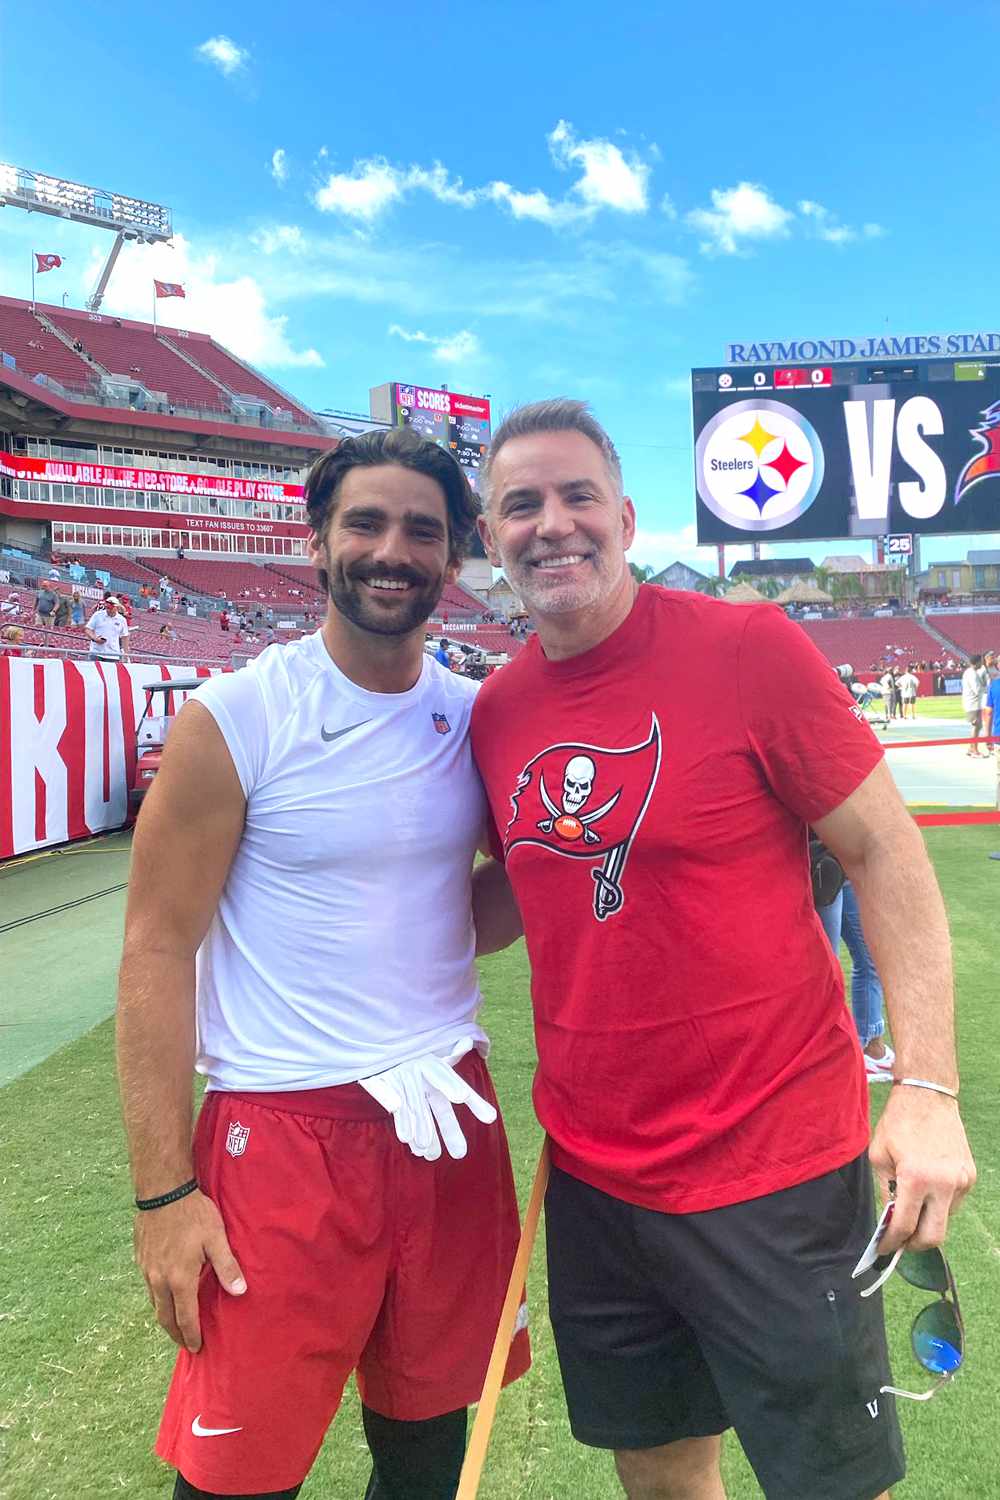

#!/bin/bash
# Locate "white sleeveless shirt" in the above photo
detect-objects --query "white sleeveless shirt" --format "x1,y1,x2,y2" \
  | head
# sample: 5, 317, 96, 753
192, 632, 487, 1091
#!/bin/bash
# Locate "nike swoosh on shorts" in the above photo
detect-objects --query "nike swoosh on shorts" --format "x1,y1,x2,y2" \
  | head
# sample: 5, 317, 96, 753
191, 1415, 243, 1437
321, 719, 372, 743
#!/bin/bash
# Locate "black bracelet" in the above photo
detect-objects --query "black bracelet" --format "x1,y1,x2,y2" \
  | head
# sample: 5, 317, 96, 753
135, 1177, 198, 1211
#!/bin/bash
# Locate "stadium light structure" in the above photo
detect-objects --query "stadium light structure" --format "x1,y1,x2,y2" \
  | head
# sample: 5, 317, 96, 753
0, 161, 173, 312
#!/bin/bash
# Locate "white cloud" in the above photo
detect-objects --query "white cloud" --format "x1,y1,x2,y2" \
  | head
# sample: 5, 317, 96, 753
797, 201, 887, 246
313, 123, 655, 229
271, 148, 288, 185
314, 159, 478, 223
196, 36, 248, 76
548, 119, 650, 214
251, 224, 307, 255
687, 182, 793, 255
389, 323, 481, 365
314, 159, 404, 222
84, 234, 323, 370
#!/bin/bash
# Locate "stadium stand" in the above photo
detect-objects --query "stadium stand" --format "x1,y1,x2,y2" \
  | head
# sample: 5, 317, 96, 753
160, 335, 317, 429
795, 616, 946, 667
931, 612, 1000, 657
0, 299, 100, 392
70, 554, 162, 587
145, 557, 323, 610
436, 580, 491, 619
45, 308, 229, 412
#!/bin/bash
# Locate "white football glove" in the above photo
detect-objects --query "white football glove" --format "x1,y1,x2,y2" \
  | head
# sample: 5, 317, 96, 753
359, 1038, 497, 1161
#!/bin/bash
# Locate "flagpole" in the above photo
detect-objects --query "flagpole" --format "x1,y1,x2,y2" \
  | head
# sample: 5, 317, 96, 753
31, 252, 35, 312
152, 285, 157, 333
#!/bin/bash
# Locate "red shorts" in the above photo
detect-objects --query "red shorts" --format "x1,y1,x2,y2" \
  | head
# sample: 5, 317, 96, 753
155, 1052, 530, 1494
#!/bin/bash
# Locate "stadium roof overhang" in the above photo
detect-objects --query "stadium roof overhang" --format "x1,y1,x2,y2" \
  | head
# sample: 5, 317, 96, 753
0, 366, 334, 459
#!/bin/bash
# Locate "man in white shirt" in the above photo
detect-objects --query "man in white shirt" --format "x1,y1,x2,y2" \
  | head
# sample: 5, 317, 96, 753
962, 654, 990, 756
897, 664, 919, 720
85, 596, 130, 660
117, 429, 528, 1500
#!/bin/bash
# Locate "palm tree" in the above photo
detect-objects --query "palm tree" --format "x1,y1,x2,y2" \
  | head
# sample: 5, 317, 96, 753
695, 576, 726, 598
756, 576, 782, 600
628, 562, 656, 584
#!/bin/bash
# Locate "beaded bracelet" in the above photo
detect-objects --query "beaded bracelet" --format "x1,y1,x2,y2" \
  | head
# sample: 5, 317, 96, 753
135, 1177, 198, 1211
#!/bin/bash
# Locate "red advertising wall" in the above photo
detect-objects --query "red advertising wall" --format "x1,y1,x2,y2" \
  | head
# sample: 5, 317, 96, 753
0, 658, 217, 858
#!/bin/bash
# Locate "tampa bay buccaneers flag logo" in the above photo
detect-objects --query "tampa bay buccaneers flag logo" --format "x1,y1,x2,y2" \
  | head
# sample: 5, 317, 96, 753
955, 398, 1000, 503
504, 715, 661, 921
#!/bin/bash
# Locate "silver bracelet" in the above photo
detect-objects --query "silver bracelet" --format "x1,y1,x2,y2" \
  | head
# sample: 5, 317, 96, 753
895, 1077, 959, 1100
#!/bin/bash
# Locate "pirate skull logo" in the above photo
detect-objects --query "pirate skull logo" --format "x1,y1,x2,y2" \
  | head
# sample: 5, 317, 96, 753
562, 755, 595, 814
537, 755, 621, 844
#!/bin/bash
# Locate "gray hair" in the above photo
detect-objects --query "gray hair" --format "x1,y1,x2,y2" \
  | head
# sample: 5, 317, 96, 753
483, 398, 623, 505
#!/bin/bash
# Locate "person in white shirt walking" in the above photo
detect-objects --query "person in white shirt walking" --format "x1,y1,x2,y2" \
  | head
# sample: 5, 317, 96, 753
85, 596, 130, 660
961, 654, 990, 756
117, 428, 529, 1500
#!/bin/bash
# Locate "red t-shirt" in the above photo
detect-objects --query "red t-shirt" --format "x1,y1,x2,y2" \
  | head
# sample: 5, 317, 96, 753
471, 586, 884, 1213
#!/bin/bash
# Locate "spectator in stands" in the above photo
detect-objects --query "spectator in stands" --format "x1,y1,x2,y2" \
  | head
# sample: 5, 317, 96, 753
897, 664, 918, 719
434, 637, 450, 667
1, 592, 20, 622
147, 593, 160, 612
0, 624, 25, 654
962, 654, 990, 757
71, 592, 86, 627
265, 606, 275, 626
220, 610, 230, 633
35, 580, 59, 628
85, 596, 131, 662
53, 592, 72, 628
159, 623, 177, 644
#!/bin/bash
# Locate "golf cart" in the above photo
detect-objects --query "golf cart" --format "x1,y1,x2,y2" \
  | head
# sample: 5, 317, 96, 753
130, 676, 208, 810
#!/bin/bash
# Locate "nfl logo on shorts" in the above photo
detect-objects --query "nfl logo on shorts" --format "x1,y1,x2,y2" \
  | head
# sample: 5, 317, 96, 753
225, 1121, 250, 1158
432, 713, 451, 735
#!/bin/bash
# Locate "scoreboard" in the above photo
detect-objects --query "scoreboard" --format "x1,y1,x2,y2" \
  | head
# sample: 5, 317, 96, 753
370, 382, 491, 496
691, 358, 1000, 543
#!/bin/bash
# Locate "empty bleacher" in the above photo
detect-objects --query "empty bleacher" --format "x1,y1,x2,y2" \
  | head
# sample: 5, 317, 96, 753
795, 616, 945, 668
161, 335, 317, 429
144, 557, 320, 611
46, 309, 229, 412
0, 298, 100, 393
930, 612, 1000, 657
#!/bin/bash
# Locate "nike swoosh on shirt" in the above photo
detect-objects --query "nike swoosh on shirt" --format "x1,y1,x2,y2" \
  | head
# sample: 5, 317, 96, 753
191, 1414, 243, 1437
321, 718, 372, 743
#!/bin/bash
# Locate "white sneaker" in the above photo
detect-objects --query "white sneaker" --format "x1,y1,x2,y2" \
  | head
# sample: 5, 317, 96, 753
864, 1044, 895, 1083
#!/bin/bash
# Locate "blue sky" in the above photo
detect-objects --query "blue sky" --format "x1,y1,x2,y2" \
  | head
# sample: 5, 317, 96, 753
3, 0, 999, 573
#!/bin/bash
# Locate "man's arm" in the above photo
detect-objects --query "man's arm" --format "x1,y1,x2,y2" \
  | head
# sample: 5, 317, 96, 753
120, 625, 130, 660
117, 700, 247, 1351
472, 852, 523, 955
813, 760, 976, 1253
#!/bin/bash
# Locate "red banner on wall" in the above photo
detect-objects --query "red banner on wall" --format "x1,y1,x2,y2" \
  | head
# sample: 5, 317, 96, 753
1, 449, 305, 504
0, 658, 218, 858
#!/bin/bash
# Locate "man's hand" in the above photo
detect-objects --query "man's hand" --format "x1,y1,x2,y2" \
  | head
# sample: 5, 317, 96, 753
870, 1086, 976, 1254
134, 1189, 247, 1353
360, 1041, 497, 1161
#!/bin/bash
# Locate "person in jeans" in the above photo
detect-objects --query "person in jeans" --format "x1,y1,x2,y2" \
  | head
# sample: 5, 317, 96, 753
818, 880, 894, 1081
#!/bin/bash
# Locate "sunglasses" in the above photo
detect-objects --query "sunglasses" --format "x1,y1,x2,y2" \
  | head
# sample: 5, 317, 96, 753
852, 1198, 965, 1402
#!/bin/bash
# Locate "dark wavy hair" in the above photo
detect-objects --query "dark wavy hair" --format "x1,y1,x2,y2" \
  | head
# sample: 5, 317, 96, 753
304, 428, 480, 592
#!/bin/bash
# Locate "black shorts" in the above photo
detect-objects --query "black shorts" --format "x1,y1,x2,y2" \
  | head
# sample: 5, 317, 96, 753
545, 1154, 905, 1500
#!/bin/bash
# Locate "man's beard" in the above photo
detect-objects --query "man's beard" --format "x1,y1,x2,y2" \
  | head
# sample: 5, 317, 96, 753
325, 556, 446, 637
504, 548, 626, 617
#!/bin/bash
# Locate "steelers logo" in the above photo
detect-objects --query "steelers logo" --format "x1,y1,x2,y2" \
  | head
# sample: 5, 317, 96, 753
696, 399, 824, 533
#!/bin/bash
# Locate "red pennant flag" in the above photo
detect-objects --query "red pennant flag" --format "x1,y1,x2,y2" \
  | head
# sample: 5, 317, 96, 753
34, 253, 63, 273
154, 280, 186, 299
503, 715, 662, 920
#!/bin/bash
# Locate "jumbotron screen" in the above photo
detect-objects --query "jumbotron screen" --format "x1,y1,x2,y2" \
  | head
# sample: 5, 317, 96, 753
691, 359, 1000, 543
392, 384, 491, 496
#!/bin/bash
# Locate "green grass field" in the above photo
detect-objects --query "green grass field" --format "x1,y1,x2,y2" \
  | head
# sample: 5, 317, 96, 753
1, 824, 998, 1498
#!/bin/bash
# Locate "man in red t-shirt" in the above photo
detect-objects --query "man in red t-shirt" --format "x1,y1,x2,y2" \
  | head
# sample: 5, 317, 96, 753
470, 399, 975, 1500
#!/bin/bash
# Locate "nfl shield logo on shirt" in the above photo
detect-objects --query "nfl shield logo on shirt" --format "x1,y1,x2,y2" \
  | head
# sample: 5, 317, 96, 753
432, 713, 451, 735
225, 1121, 250, 1158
